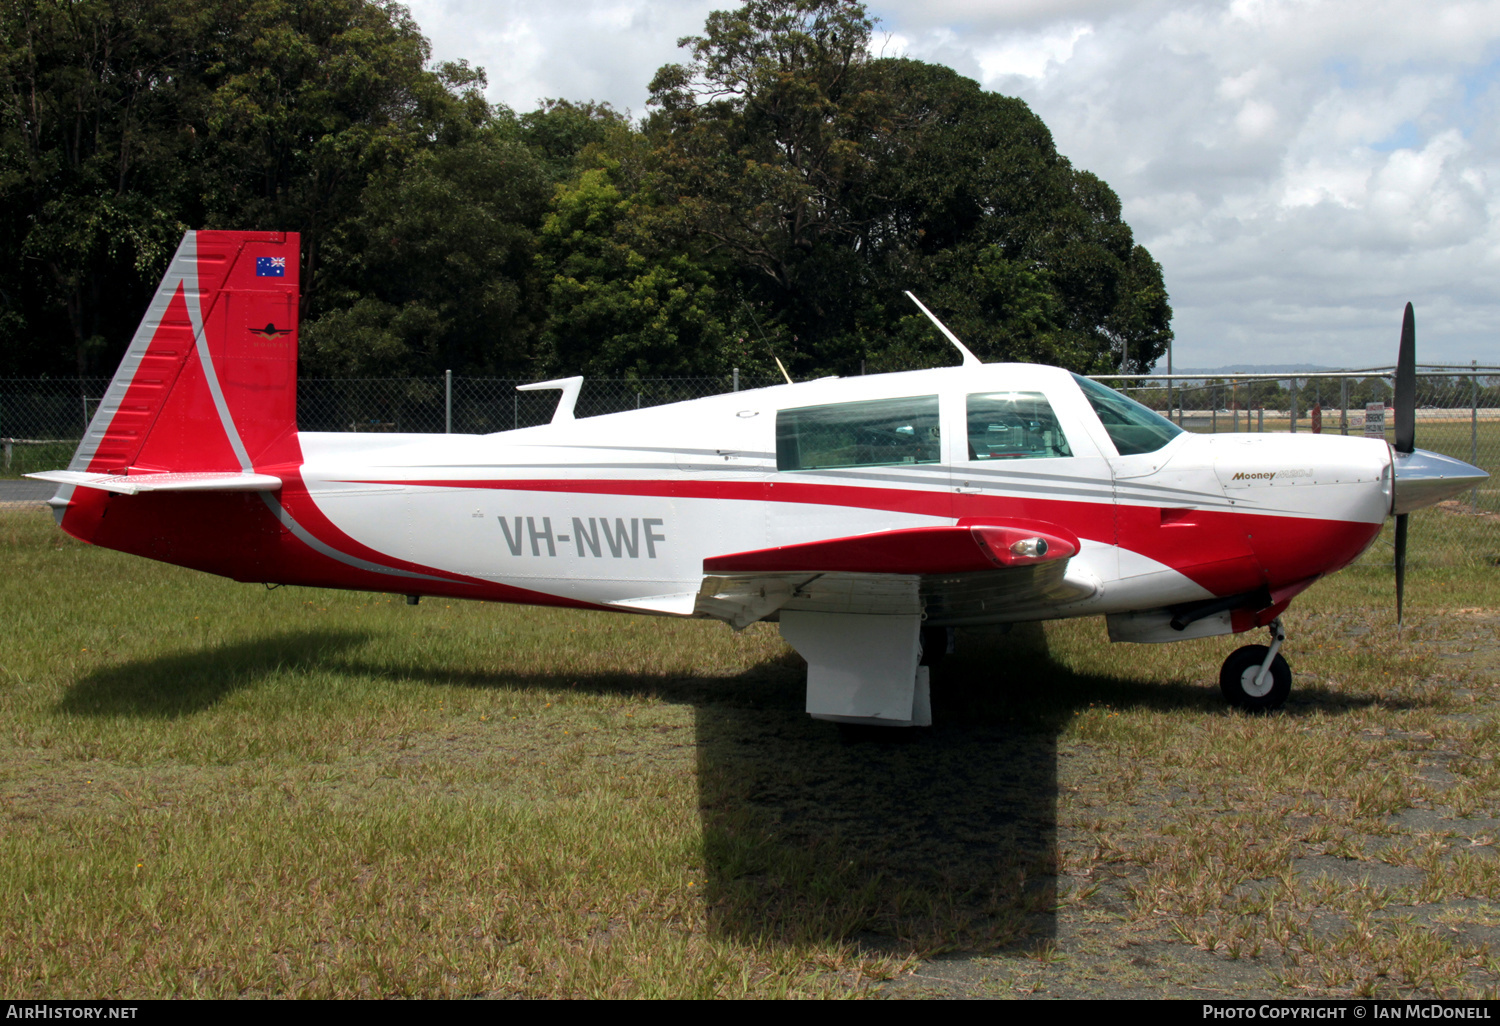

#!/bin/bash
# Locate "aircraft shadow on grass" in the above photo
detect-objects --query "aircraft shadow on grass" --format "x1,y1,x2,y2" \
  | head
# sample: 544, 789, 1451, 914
57, 629, 373, 718
55, 623, 1404, 956
328, 625, 1403, 956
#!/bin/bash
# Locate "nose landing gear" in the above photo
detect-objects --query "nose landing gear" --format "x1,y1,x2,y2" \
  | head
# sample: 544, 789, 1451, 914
1220, 618, 1291, 712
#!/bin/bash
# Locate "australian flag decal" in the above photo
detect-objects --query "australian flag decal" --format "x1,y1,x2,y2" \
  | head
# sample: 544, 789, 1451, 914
256, 256, 286, 277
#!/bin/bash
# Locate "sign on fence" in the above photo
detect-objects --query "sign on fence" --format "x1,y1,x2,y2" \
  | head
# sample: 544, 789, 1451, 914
1364, 402, 1386, 438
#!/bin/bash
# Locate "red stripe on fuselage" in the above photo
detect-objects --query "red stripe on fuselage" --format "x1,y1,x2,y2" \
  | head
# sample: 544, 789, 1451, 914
73, 481, 612, 611
348, 476, 1380, 598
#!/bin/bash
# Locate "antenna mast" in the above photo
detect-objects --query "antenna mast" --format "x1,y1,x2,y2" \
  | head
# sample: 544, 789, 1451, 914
905, 292, 982, 368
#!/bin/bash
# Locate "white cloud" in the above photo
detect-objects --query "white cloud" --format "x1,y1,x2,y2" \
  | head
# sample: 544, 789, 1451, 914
405, 0, 722, 115
971, 24, 1093, 80
404, 0, 1500, 367
873, 0, 1500, 366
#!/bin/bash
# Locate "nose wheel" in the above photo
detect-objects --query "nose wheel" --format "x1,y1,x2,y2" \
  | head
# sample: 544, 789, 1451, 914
1220, 619, 1291, 712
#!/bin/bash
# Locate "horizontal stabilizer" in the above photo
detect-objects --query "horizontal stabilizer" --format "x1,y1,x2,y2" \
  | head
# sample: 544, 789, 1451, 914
28, 470, 283, 495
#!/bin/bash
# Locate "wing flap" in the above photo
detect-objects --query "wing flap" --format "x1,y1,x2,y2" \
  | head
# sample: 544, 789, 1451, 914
696, 521, 1093, 628
604, 592, 699, 616
696, 563, 1100, 629
918, 563, 1099, 626
27, 470, 283, 495
696, 572, 922, 627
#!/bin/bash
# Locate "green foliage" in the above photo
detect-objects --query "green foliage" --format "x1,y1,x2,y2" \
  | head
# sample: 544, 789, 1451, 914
0, 0, 488, 376
2, 0, 1172, 380
304, 123, 550, 376
517, 98, 631, 182
641, 3, 1172, 377
538, 162, 731, 377
0, 0, 197, 373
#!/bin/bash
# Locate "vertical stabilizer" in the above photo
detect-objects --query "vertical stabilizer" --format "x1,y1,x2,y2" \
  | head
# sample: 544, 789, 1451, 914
47, 230, 301, 535
68, 230, 301, 480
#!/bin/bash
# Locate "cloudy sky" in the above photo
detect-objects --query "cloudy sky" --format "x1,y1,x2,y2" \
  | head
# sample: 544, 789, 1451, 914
406, 0, 1500, 370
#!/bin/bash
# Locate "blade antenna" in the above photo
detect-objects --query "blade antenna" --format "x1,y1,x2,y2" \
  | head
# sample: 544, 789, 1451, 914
1393, 302, 1416, 628
905, 291, 982, 368
740, 299, 794, 384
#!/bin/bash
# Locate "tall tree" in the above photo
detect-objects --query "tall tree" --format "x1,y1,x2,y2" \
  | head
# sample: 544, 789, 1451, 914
0, 0, 199, 374
536, 155, 735, 377
190, 0, 491, 314
646, 0, 882, 359
639, 0, 1172, 377
303, 118, 550, 377
0, 0, 490, 376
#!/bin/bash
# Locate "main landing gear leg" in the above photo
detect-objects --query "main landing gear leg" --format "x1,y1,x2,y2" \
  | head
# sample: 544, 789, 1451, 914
779, 611, 932, 727
1219, 617, 1291, 712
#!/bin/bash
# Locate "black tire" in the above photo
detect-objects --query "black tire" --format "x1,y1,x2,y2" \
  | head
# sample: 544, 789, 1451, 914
1219, 645, 1291, 712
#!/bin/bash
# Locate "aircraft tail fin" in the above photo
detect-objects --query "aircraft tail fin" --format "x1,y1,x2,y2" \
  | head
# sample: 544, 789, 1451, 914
62, 230, 301, 480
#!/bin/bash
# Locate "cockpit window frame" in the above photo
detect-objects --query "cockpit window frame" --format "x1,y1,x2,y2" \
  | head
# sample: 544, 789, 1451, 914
1071, 373, 1184, 457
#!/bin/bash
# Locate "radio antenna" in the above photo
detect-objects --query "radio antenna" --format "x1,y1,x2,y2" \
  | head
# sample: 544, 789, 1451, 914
905, 291, 982, 368
741, 300, 795, 383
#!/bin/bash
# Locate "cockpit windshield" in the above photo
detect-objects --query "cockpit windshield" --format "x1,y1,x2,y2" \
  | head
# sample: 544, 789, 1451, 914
1071, 374, 1183, 456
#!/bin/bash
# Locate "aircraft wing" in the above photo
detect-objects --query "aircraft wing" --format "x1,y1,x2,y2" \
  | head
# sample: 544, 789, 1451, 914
695, 523, 1099, 628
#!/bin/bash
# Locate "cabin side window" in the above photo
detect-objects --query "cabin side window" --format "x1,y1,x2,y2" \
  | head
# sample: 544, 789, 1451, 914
966, 392, 1073, 461
776, 396, 941, 472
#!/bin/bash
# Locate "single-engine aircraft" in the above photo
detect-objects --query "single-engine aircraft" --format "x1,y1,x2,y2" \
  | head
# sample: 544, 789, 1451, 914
31, 231, 1489, 726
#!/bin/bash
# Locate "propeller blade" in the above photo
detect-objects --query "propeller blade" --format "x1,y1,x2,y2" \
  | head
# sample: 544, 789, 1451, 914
1394, 512, 1408, 627
1393, 304, 1415, 627
1395, 302, 1416, 455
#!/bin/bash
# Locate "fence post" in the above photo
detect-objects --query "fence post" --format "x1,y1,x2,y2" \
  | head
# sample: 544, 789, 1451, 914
1340, 379, 1348, 435
445, 369, 452, 434
1289, 378, 1298, 433
733, 367, 739, 392
1257, 408, 1263, 432
1473, 360, 1480, 509
513, 394, 517, 430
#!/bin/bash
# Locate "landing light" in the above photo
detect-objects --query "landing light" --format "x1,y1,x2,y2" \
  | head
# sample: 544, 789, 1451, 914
1010, 538, 1049, 558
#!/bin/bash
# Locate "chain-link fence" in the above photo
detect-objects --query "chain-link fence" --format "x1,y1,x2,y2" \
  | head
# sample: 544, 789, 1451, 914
5, 366, 1497, 566
0, 374, 786, 474
1097, 369, 1500, 515
1098, 367, 1500, 570
294, 375, 785, 435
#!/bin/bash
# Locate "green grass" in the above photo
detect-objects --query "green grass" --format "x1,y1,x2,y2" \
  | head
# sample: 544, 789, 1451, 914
1, 441, 75, 480
3, 507, 1500, 997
